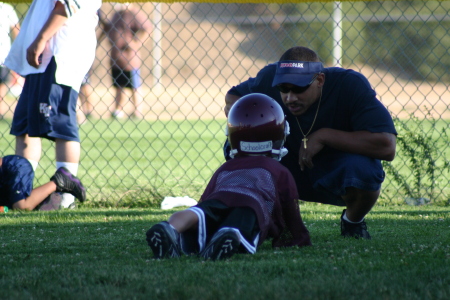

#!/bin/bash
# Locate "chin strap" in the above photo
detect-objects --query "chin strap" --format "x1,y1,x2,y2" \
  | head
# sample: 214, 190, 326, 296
229, 148, 238, 159
229, 147, 288, 161
271, 147, 288, 161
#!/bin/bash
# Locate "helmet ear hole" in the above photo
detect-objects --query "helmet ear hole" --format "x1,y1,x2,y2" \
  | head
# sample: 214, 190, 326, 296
227, 93, 288, 160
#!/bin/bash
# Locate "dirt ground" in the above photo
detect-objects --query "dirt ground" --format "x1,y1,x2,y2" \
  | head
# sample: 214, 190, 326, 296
83, 2, 450, 121
3, 2, 449, 121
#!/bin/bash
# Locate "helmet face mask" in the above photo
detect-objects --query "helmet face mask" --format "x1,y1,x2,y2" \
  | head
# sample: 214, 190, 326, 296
227, 93, 289, 161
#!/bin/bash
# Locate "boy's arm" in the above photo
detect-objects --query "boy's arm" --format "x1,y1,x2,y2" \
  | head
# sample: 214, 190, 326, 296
26, 1, 68, 68
276, 171, 312, 247
280, 197, 311, 247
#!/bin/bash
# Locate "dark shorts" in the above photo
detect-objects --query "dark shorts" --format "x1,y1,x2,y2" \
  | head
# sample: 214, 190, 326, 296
182, 199, 260, 254
0, 155, 34, 208
197, 199, 260, 241
10, 57, 80, 142
286, 149, 385, 206
111, 67, 141, 89
0, 66, 11, 84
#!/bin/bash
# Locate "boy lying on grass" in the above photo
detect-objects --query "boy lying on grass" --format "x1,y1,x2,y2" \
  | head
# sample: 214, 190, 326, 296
146, 93, 311, 261
0, 155, 86, 210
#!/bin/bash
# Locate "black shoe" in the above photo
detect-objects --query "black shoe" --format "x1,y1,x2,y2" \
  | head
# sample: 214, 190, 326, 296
146, 221, 181, 259
340, 209, 371, 240
199, 229, 240, 261
50, 167, 86, 202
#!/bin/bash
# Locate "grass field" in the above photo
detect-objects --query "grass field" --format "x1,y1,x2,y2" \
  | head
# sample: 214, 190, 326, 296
0, 117, 449, 299
0, 203, 448, 299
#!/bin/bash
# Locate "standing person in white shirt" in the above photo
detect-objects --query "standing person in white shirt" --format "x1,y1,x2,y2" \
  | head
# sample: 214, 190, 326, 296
0, 2, 20, 119
4, 0, 102, 208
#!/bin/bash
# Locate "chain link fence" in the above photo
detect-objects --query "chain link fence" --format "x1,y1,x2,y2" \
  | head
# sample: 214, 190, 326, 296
1, 1, 449, 206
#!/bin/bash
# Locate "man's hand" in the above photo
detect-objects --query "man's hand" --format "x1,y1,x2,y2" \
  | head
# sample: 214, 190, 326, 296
224, 93, 241, 117
298, 130, 325, 171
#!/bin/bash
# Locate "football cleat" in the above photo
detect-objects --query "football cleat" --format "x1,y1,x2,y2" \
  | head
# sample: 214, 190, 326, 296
199, 229, 240, 261
146, 221, 181, 259
340, 209, 371, 240
50, 167, 86, 202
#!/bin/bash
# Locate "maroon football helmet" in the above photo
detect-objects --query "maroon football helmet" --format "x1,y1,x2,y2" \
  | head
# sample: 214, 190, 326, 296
227, 93, 289, 160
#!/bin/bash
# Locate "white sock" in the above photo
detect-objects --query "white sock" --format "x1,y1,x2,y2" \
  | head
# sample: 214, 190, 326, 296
56, 162, 78, 175
28, 159, 39, 171
343, 212, 364, 223
56, 162, 79, 208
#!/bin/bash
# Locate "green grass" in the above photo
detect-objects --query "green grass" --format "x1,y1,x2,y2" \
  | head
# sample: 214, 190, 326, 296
0, 203, 448, 299
0, 118, 226, 207
1, 117, 449, 206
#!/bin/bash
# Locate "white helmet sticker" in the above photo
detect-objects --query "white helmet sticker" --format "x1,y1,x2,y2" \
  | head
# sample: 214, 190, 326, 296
240, 141, 273, 152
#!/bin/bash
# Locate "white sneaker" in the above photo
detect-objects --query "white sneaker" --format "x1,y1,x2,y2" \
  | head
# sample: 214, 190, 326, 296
112, 110, 125, 119
60, 193, 76, 209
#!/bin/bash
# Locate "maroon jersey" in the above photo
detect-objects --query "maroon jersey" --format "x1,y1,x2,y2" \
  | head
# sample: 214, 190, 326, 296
200, 156, 311, 248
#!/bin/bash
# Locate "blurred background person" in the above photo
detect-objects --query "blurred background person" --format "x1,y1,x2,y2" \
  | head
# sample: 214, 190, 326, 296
104, 3, 151, 119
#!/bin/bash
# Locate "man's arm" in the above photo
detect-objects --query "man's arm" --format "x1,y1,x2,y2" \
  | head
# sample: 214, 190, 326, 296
299, 129, 396, 170
133, 10, 152, 46
26, 2, 68, 68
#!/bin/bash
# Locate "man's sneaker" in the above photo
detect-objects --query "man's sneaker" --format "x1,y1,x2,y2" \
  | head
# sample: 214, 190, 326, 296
199, 229, 240, 261
50, 168, 86, 202
146, 221, 181, 259
340, 209, 371, 240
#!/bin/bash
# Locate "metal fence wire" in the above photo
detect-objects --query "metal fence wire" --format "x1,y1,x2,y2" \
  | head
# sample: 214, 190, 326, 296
1, 1, 449, 206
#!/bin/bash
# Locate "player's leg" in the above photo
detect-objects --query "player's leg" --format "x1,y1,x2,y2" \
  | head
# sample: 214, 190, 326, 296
296, 151, 383, 239
45, 76, 83, 209
169, 210, 199, 232
80, 84, 94, 117
16, 134, 42, 168
10, 72, 42, 170
38, 167, 86, 211
55, 139, 80, 163
13, 167, 86, 211
130, 69, 143, 118
112, 86, 125, 118
55, 139, 81, 208
131, 87, 143, 119
199, 207, 259, 261
111, 67, 126, 118
340, 187, 379, 240
342, 187, 379, 222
